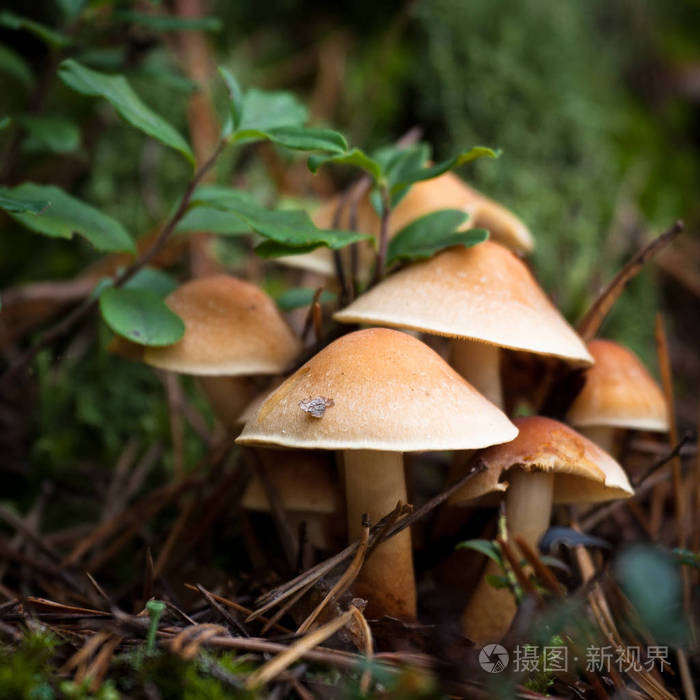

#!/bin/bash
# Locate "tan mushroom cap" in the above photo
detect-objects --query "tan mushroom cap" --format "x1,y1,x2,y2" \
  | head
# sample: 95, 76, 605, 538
567, 339, 669, 432
143, 275, 301, 376
334, 241, 593, 366
279, 172, 534, 276
242, 451, 340, 514
451, 416, 633, 505
237, 327, 518, 452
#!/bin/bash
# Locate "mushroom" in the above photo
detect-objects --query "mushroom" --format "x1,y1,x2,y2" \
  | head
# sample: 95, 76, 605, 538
237, 327, 518, 619
142, 275, 301, 431
566, 338, 669, 454
280, 172, 534, 280
451, 416, 633, 643
242, 449, 342, 553
334, 241, 592, 409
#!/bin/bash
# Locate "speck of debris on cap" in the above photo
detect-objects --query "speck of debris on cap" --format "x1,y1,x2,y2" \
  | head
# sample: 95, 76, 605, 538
299, 396, 334, 418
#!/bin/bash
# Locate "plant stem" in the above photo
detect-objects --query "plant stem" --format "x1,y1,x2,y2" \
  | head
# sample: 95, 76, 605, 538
0, 141, 225, 392
372, 185, 391, 286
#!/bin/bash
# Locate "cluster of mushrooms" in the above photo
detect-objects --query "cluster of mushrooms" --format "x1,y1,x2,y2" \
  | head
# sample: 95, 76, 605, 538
113, 171, 670, 645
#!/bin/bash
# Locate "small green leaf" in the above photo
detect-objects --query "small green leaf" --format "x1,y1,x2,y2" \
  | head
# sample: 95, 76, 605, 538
19, 115, 81, 154
0, 190, 49, 214
387, 210, 488, 265
58, 59, 195, 166
0, 117, 9, 131
276, 288, 337, 311
176, 206, 251, 235
0, 43, 34, 89
308, 148, 382, 182
218, 66, 243, 131
235, 125, 347, 153
456, 538, 503, 566
93, 267, 179, 300
0, 11, 71, 48
99, 288, 184, 346
115, 11, 222, 32
255, 240, 320, 258
237, 89, 308, 132
390, 146, 500, 195
0, 183, 134, 253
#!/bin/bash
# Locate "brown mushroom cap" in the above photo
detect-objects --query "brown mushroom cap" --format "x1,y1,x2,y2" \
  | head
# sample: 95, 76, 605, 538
237, 327, 518, 452
242, 451, 340, 514
279, 172, 534, 276
451, 416, 633, 505
567, 339, 669, 432
334, 241, 593, 366
143, 275, 301, 376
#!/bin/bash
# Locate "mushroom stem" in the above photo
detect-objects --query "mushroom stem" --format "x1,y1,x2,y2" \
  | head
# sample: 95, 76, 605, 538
579, 426, 617, 456
343, 450, 416, 620
449, 339, 503, 409
461, 469, 553, 643
197, 375, 258, 432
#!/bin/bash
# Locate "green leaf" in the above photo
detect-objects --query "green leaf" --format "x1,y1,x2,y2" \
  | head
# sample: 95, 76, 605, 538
235, 125, 348, 153
255, 240, 321, 258
387, 210, 488, 265
19, 115, 81, 154
390, 146, 500, 195
616, 545, 688, 645
188, 185, 369, 251
176, 206, 251, 235
218, 67, 243, 131
0, 11, 71, 48
0, 43, 34, 89
55, 0, 86, 20
0, 190, 49, 215
93, 267, 179, 301
58, 59, 195, 166
0, 183, 135, 253
308, 148, 382, 182
99, 288, 184, 346
115, 11, 222, 32
485, 574, 509, 589
237, 89, 308, 132
276, 288, 337, 311
456, 538, 503, 566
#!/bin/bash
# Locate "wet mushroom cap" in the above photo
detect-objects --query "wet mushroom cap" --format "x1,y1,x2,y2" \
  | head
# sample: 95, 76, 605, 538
567, 339, 669, 432
451, 415, 633, 505
143, 275, 301, 376
334, 241, 593, 366
237, 327, 518, 452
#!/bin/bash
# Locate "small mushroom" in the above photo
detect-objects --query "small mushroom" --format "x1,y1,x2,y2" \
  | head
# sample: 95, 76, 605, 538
567, 338, 669, 454
451, 416, 633, 643
237, 327, 517, 619
335, 241, 592, 409
142, 275, 301, 431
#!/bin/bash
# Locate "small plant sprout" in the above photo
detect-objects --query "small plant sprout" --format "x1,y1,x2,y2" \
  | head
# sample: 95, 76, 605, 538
237, 328, 517, 619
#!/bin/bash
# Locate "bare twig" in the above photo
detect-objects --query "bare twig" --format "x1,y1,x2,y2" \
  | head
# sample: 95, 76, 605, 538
576, 221, 683, 341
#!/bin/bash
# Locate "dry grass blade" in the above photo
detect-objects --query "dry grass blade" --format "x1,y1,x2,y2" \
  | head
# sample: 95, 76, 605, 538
245, 608, 355, 689
83, 634, 122, 692
260, 579, 317, 634
170, 624, 229, 661
61, 630, 111, 673
577, 221, 683, 341
496, 536, 542, 602
183, 583, 292, 634
253, 464, 485, 612
296, 519, 369, 634
350, 605, 373, 694
195, 583, 249, 637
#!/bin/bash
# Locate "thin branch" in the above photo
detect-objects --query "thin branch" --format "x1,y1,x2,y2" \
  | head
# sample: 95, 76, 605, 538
371, 185, 391, 286
0, 141, 225, 391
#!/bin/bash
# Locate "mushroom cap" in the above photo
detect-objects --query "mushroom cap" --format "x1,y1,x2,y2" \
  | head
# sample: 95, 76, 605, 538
278, 173, 534, 277
242, 450, 340, 514
334, 241, 593, 366
143, 275, 301, 376
451, 416, 634, 505
237, 327, 518, 452
567, 339, 669, 432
